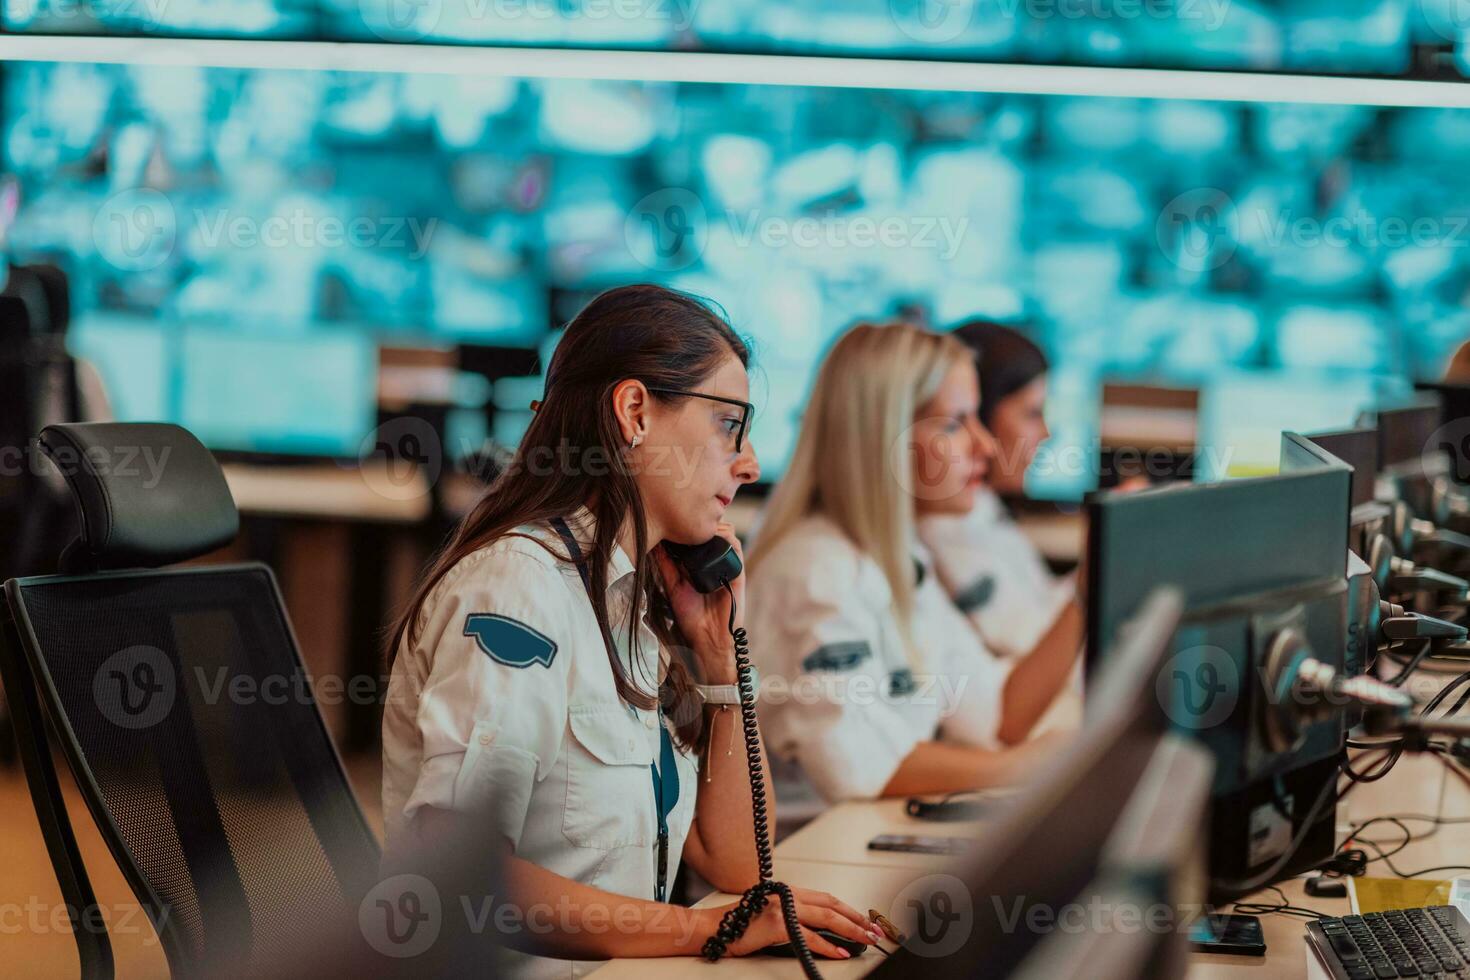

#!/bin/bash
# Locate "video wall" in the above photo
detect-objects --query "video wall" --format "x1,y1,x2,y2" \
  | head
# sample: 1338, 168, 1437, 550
8, 52, 1465, 494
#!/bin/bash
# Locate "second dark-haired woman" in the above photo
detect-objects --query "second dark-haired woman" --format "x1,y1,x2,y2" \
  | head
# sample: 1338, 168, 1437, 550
917, 320, 1078, 660
380, 284, 879, 979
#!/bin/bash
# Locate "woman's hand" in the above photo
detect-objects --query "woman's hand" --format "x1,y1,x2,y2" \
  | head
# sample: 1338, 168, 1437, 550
701, 886, 883, 959
654, 522, 745, 684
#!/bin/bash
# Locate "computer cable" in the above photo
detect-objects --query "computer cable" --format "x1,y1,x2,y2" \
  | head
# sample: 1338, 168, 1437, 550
1232, 885, 1330, 920
1385, 639, 1437, 686
698, 582, 823, 980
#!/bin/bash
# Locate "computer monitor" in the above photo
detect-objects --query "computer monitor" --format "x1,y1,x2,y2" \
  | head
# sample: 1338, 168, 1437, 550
1297, 427, 1376, 511
1376, 397, 1441, 471
1008, 737, 1212, 980
175, 330, 379, 459
1085, 456, 1351, 892
872, 589, 1211, 979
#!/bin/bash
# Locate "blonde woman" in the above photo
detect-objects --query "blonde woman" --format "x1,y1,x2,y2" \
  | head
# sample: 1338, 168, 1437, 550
746, 323, 1077, 807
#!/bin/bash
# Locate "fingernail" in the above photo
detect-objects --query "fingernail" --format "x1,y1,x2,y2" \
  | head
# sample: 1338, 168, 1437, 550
838, 949, 851, 959
868, 929, 884, 943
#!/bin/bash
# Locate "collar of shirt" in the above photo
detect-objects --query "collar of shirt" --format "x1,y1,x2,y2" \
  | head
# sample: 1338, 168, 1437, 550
561, 505, 666, 682
970, 485, 1008, 527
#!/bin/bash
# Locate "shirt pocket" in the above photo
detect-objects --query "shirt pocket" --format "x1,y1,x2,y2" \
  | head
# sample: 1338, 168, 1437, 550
563, 704, 656, 850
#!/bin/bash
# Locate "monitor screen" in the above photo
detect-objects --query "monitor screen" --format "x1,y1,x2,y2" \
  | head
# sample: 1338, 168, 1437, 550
176, 330, 378, 457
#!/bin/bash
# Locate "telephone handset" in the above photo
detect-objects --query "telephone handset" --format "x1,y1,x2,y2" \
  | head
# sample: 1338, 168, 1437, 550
662, 537, 743, 594
661, 534, 834, 975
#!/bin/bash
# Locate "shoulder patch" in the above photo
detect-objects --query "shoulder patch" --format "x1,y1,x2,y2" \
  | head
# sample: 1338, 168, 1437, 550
888, 669, 917, 697
464, 614, 558, 669
953, 575, 997, 614
801, 641, 872, 674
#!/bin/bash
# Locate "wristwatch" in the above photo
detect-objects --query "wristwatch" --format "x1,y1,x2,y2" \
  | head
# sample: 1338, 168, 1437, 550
696, 667, 758, 706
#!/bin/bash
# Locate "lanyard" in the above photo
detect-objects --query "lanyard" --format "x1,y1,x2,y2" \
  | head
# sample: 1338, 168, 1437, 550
550, 517, 678, 903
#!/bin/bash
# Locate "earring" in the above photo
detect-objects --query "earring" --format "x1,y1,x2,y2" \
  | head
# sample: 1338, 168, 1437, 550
630, 435, 641, 449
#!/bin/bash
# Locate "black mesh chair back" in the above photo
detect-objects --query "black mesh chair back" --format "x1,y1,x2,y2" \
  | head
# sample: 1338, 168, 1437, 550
1, 423, 380, 978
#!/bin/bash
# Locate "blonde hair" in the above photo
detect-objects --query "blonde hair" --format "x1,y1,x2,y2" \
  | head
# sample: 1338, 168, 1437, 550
750, 322, 971, 655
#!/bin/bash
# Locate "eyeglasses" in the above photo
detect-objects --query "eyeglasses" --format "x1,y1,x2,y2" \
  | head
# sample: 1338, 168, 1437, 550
646, 386, 754, 453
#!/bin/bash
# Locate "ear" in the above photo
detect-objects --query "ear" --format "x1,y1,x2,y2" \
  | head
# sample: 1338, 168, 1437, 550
611, 379, 650, 447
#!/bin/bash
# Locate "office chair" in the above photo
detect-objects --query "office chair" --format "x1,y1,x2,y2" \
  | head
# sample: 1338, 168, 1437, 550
0, 422, 382, 979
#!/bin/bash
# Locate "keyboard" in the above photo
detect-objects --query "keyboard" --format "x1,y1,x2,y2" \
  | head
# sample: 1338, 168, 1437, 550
1306, 906, 1470, 979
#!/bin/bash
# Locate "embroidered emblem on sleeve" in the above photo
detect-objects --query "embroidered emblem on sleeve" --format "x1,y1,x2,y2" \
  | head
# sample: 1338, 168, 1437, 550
954, 575, 997, 614
464, 614, 558, 669
800, 641, 872, 674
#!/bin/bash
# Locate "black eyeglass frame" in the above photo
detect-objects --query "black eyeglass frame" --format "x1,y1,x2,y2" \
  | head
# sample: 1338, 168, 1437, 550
645, 386, 754, 453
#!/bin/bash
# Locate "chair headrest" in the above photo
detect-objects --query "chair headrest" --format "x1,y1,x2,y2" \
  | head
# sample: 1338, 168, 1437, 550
39, 422, 239, 572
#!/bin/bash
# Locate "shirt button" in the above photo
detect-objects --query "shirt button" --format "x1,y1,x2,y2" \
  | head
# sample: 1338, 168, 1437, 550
478, 734, 491, 746
643, 714, 657, 729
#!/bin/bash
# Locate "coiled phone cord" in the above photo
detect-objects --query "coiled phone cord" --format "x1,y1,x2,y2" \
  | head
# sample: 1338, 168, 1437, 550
699, 581, 822, 980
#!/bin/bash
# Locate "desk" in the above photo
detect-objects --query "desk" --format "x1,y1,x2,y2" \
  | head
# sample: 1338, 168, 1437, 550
221, 460, 431, 523
596, 750, 1468, 978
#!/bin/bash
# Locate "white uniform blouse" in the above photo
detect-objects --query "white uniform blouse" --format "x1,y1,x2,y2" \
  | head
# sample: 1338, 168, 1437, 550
381, 508, 699, 980
917, 486, 1076, 659
745, 513, 1011, 805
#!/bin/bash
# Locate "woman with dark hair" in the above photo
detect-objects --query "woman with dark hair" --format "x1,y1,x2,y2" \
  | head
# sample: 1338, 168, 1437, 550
917, 320, 1080, 661
380, 284, 878, 978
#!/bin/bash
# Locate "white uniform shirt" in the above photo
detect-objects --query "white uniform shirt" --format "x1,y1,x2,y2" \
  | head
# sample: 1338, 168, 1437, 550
381, 508, 699, 980
917, 486, 1076, 660
745, 514, 1011, 805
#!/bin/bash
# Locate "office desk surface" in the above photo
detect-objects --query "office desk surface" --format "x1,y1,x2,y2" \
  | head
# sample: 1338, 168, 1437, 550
595, 748, 1467, 979
775, 797, 1002, 871
221, 460, 431, 522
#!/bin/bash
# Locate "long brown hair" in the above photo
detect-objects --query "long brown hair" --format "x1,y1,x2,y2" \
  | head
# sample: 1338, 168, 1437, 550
389, 283, 749, 750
